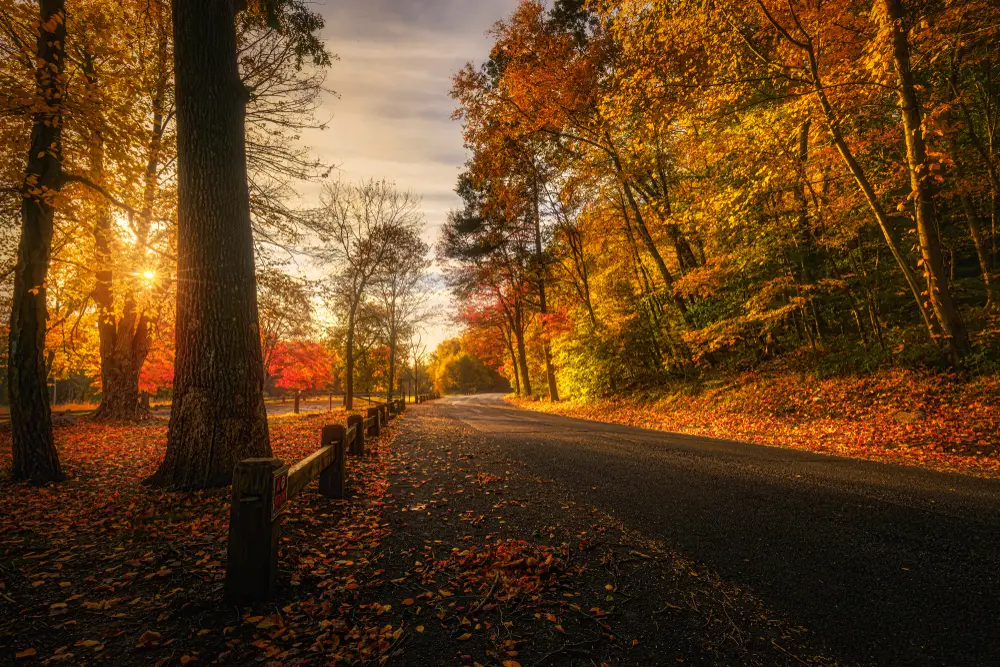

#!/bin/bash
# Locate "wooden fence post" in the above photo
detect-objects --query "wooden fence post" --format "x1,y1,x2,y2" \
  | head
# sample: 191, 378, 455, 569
348, 414, 365, 456
318, 424, 346, 499
367, 407, 381, 437
225, 458, 288, 604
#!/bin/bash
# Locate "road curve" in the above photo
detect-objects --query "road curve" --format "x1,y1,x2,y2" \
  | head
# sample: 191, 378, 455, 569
433, 394, 1000, 666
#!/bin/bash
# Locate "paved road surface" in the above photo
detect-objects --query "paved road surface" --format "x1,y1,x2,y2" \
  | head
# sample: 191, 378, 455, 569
433, 394, 1000, 666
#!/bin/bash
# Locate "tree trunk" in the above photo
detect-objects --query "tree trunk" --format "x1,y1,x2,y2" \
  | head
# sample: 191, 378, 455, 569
9, 0, 66, 484
84, 55, 152, 423
514, 300, 532, 396
959, 195, 996, 305
386, 336, 396, 405
805, 43, 938, 342
345, 304, 357, 410
505, 332, 520, 395
883, 0, 968, 357
532, 170, 559, 402
94, 308, 153, 421
152, 0, 270, 489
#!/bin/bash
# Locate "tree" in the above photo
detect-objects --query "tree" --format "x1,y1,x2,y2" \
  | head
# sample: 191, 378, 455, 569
429, 337, 509, 395
268, 339, 335, 392
317, 179, 422, 410
151, 0, 271, 489
447, 0, 1000, 397
371, 227, 430, 403
257, 266, 312, 384
7, 0, 69, 483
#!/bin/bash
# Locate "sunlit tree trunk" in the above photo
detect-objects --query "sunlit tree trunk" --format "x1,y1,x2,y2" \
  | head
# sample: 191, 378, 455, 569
805, 43, 938, 342
9, 0, 66, 484
513, 299, 532, 396
883, 0, 968, 357
152, 0, 270, 489
505, 330, 520, 395
386, 335, 396, 404
532, 169, 559, 402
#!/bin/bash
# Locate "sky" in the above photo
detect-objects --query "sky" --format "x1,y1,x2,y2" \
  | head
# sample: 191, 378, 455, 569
299, 0, 520, 351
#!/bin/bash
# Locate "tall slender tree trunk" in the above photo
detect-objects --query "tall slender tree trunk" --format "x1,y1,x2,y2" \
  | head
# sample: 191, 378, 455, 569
959, 195, 996, 305
505, 331, 520, 395
944, 65, 996, 306
345, 305, 357, 410
532, 170, 559, 402
386, 336, 396, 404
805, 44, 938, 342
513, 300, 532, 396
152, 0, 270, 489
9, 0, 66, 484
883, 0, 968, 357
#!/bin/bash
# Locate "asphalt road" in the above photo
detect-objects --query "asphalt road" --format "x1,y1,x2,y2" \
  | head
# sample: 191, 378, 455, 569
433, 394, 1000, 666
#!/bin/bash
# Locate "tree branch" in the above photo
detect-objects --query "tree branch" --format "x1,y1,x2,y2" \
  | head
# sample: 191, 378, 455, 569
60, 172, 137, 218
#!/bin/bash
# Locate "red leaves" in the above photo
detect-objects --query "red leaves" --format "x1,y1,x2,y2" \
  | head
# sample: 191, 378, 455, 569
268, 340, 337, 392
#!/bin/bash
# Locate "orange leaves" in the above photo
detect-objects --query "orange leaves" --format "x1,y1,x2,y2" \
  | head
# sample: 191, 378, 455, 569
510, 369, 1000, 477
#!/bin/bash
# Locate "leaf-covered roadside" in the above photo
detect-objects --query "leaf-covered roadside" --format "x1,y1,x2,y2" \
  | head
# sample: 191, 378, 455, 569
509, 369, 1000, 477
1, 405, 844, 665
0, 412, 400, 665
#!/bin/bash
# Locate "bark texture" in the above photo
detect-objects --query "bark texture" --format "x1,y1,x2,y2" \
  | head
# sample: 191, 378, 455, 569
152, 0, 270, 489
9, 0, 66, 484
884, 0, 968, 356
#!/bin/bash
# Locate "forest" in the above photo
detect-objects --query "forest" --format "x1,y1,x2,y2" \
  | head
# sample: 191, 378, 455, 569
444, 0, 1000, 409
0, 0, 438, 485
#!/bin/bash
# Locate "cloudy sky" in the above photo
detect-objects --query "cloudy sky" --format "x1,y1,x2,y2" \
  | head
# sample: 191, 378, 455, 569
299, 0, 520, 349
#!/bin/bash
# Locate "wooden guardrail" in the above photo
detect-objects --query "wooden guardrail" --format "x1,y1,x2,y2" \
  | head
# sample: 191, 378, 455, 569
224, 406, 399, 604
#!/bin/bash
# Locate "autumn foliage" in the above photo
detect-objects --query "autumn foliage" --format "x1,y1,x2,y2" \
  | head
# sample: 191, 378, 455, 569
446, 0, 1000, 404
268, 340, 337, 392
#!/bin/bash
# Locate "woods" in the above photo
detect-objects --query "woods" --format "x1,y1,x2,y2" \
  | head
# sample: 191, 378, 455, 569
0, 0, 433, 487
446, 0, 1000, 400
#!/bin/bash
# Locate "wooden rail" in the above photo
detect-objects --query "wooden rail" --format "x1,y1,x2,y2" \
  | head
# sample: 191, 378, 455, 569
224, 406, 402, 604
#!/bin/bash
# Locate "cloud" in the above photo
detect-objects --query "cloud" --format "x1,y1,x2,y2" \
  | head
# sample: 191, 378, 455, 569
293, 1, 519, 350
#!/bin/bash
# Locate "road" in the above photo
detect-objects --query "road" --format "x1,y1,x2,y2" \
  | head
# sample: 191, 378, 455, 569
433, 394, 1000, 666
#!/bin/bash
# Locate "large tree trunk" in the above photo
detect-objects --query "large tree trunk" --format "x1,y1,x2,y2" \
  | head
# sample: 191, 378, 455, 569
152, 0, 270, 489
9, 0, 66, 484
883, 0, 968, 357
94, 306, 153, 421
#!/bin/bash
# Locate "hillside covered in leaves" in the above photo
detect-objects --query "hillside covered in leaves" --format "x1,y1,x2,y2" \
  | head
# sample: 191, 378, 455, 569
442, 0, 1000, 410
